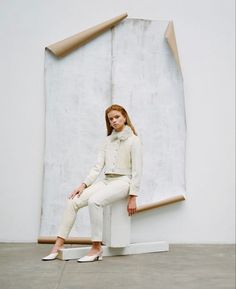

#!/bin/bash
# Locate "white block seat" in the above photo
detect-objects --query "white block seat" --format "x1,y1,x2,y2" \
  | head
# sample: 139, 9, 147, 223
102, 196, 131, 248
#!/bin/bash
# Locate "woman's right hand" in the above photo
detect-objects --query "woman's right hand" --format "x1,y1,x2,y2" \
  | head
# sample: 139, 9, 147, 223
68, 183, 87, 199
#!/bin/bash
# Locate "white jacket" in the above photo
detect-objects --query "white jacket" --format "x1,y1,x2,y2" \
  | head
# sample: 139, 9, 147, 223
83, 125, 143, 196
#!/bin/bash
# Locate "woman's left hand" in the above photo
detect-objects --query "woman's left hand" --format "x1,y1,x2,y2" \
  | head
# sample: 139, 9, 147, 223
127, 196, 137, 216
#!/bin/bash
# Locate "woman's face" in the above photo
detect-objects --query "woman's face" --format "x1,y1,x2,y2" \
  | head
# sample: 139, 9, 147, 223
107, 110, 126, 132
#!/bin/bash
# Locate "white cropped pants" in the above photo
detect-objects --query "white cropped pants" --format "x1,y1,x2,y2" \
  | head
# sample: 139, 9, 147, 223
57, 174, 131, 241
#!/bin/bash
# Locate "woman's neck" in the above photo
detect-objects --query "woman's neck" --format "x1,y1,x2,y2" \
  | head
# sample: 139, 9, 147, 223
114, 124, 126, 132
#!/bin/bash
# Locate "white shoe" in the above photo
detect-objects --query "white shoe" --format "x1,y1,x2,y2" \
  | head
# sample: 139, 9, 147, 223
77, 249, 103, 263
42, 252, 59, 261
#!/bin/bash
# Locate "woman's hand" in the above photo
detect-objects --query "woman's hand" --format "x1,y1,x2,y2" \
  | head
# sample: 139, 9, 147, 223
127, 195, 137, 216
68, 183, 87, 199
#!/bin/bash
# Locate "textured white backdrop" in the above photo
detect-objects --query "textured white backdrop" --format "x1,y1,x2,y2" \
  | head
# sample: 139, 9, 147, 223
40, 19, 186, 237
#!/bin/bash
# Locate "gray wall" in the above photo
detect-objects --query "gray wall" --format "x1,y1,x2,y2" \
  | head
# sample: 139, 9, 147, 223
0, 0, 234, 243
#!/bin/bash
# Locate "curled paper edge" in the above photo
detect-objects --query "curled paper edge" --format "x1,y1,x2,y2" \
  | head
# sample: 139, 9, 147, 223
46, 12, 128, 57
165, 21, 182, 74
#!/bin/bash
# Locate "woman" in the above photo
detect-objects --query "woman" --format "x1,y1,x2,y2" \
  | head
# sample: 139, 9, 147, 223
42, 104, 143, 262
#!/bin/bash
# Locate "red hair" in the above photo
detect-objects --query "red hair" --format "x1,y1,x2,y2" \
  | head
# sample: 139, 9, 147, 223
105, 104, 137, 136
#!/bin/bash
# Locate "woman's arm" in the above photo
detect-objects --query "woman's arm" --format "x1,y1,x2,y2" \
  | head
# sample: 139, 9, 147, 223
127, 195, 137, 216
82, 140, 106, 187
129, 136, 143, 197
127, 136, 143, 215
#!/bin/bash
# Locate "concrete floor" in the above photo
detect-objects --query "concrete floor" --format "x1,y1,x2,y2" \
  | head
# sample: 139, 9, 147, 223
0, 243, 235, 289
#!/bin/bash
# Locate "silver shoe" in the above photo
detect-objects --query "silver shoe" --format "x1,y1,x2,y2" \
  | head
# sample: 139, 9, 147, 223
42, 252, 59, 261
77, 249, 103, 263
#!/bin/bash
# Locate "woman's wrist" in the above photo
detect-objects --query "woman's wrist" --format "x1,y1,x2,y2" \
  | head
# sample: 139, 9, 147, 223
82, 182, 87, 188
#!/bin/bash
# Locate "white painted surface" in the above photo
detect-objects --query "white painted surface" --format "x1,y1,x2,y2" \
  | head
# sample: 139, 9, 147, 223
112, 19, 185, 204
41, 31, 111, 238
58, 241, 169, 260
40, 19, 186, 238
0, 0, 235, 243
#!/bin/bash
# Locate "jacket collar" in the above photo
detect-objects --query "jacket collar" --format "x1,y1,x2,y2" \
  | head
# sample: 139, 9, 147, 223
110, 125, 133, 141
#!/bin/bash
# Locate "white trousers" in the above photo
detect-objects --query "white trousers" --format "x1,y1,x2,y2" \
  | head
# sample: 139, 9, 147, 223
57, 174, 131, 241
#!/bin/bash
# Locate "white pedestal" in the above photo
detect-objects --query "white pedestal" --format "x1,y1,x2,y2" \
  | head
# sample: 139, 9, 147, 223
58, 241, 169, 260
102, 196, 130, 247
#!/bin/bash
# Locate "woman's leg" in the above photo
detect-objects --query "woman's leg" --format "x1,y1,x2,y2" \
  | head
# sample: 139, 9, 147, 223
48, 181, 106, 254
86, 176, 130, 256
51, 236, 65, 253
